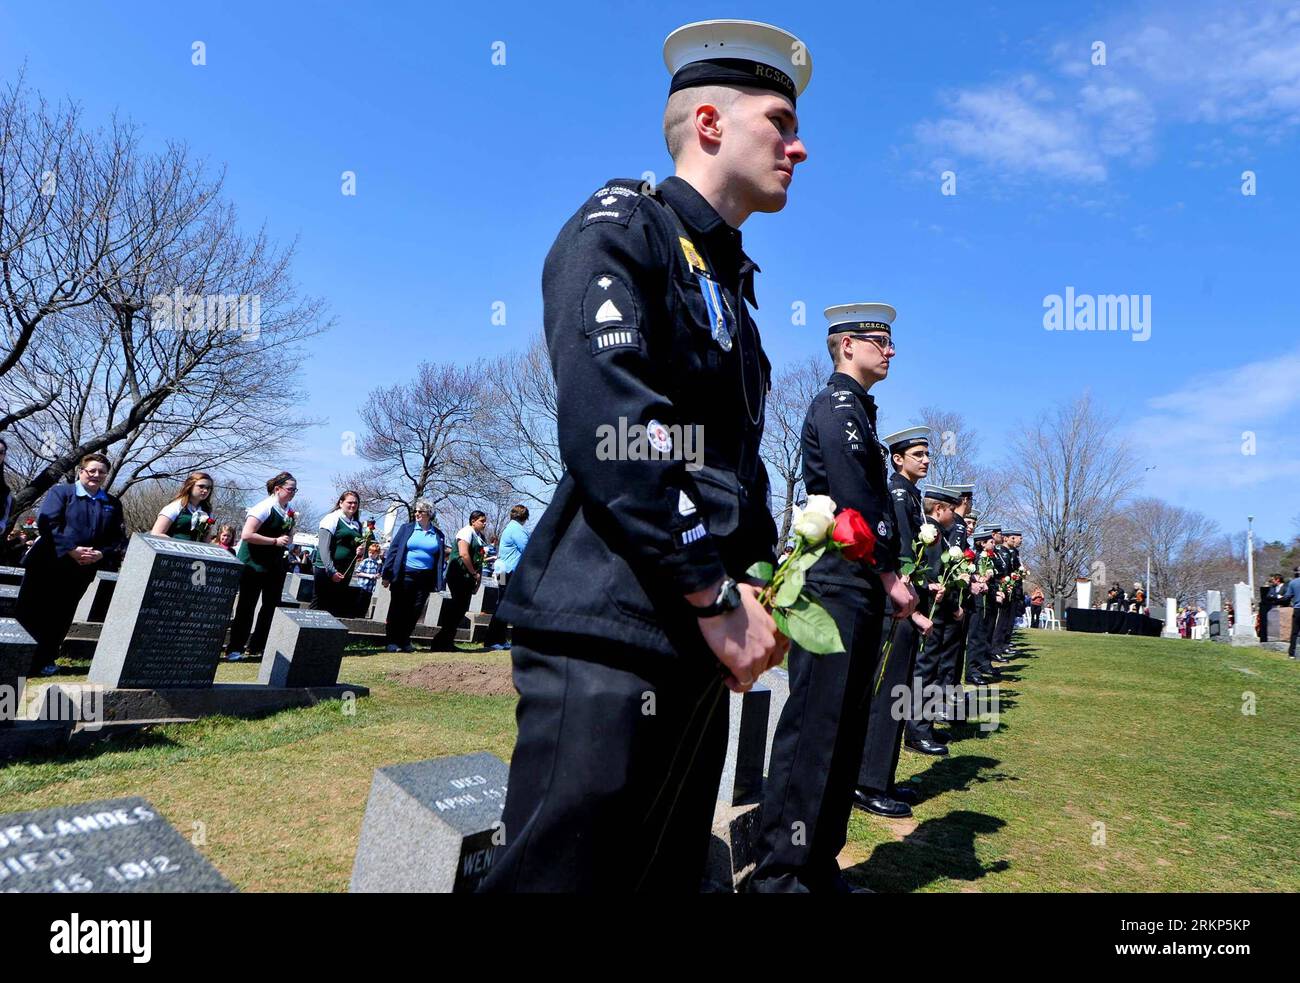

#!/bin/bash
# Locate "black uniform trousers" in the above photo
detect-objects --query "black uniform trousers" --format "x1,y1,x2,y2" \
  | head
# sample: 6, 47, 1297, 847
478, 630, 729, 893
228, 564, 287, 655
906, 618, 952, 743
15, 558, 97, 674
859, 613, 917, 793
964, 598, 995, 679
750, 579, 883, 893
384, 568, 436, 648
432, 563, 477, 651
1288, 611, 1299, 658
938, 615, 969, 692
992, 600, 1012, 653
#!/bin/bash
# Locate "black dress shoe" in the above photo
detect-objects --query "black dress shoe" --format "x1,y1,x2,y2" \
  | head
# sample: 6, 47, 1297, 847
904, 738, 950, 756
932, 729, 950, 744
965, 673, 991, 685
852, 788, 912, 817
890, 785, 921, 806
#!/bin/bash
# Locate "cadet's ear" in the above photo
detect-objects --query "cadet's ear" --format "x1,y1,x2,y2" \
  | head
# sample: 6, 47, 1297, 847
694, 103, 725, 148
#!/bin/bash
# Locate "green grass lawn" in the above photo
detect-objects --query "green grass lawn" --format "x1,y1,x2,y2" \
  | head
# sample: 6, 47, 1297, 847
3, 631, 1297, 892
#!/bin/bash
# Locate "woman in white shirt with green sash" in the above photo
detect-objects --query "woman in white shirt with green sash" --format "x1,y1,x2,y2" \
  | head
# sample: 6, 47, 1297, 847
227, 471, 297, 661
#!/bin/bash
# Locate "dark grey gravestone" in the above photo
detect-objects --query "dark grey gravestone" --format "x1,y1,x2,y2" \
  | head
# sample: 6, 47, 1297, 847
0, 796, 234, 892
87, 534, 243, 690
0, 584, 17, 619
421, 591, 452, 628
73, 571, 118, 623
0, 565, 23, 586
258, 608, 347, 687
467, 580, 499, 615
350, 752, 508, 893
285, 572, 315, 602
715, 686, 771, 809
0, 618, 37, 725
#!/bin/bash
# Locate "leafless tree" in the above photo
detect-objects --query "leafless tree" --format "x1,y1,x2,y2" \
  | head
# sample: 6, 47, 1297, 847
917, 405, 1010, 524
1103, 499, 1222, 605
0, 82, 328, 521
760, 356, 826, 543
1005, 392, 1139, 608
476, 332, 562, 509
338, 361, 488, 524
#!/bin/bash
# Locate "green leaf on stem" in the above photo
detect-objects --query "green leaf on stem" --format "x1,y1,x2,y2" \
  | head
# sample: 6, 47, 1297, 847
782, 593, 845, 655
774, 564, 804, 607
745, 561, 774, 584
772, 607, 789, 636
794, 544, 825, 573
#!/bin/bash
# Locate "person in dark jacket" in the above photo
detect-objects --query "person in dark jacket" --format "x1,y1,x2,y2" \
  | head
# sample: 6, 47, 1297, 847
15, 452, 128, 675
381, 500, 446, 652
480, 20, 802, 893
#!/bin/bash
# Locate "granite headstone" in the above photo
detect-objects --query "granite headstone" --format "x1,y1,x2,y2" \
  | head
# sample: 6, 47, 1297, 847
258, 608, 347, 687
1161, 598, 1179, 637
0, 584, 17, 619
1231, 582, 1258, 643
350, 752, 508, 893
0, 796, 233, 892
88, 534, 243, 689
0, 618, 36, 724
73, 571, 118, 623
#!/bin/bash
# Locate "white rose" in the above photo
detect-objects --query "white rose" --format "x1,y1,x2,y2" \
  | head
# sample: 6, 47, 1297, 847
947, 545, 964, 562
918, 523, 938, 545
792, 504, 834, 543
966, 562, 976, 573
804, 494, 837, 522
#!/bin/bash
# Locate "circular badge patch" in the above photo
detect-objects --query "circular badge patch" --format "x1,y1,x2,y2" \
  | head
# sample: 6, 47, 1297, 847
647, 420, 673, 454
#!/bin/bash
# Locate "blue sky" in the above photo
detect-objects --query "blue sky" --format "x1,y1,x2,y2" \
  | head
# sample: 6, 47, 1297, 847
3, 0, 1298, 543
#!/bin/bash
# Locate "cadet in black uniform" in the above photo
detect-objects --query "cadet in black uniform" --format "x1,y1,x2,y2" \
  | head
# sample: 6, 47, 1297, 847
990, 528, 1015, 659
749, 304, 916, 892
965, 525, 1002, 684
481, 20, 809, 893
906, 484, 964, 750
938, 484, 975, 702
853, 426, 944, 820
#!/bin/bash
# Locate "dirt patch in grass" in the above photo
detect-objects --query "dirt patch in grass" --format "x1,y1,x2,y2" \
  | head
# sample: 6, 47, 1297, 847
392, 659, 516, 696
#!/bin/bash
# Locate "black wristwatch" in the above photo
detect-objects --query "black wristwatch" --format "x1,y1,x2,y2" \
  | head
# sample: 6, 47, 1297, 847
690, 577, 742, 618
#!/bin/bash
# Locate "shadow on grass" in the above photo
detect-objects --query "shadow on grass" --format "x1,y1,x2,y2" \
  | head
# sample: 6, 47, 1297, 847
844, 810, 1009, 892
909, 753, 1016, 797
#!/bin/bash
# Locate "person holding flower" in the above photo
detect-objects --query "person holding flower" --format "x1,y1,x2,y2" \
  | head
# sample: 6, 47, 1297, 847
226, 471, 297, 661
964, 526, 1002, 684
150, 472, 216, 541
853, 426, 950, 829
313, 489, 367, 616
750, 302, 917, 894
902, 485, 966, 753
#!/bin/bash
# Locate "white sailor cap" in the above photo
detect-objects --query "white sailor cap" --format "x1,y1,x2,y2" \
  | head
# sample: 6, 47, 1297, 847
922, 484, 962, 505
882, 426, 930, 452
824, 302, 896, 336
949, 482, 974, 497
664, 20, 812, 106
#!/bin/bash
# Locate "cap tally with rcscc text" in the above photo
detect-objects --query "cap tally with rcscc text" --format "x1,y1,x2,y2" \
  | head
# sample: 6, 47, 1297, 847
664, 20, 812, 105
824, 302, 896, 336
922, 484, 962, 505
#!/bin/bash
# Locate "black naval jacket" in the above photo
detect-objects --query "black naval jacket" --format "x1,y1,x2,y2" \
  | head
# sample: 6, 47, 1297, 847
925, 519, 964, 621
497, 176, 776, 656
888, 472, 926, 576
799, 372, 899, 586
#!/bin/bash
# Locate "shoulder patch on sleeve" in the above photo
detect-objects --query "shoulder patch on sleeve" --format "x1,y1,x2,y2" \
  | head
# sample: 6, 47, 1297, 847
831, 389, 855, 410
842, 417, 864, 450
892, 488, 906, 500
581, 184, 644, 229
583, 274, 641, 354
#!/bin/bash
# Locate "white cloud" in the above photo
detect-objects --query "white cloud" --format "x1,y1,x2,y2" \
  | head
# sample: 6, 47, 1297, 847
917, 0, 1300, 183
1125, 349, 1300, 493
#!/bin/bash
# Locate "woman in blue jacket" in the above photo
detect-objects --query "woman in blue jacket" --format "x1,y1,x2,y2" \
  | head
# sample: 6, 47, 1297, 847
15, 452, 128, 676
381, 500, 446, 652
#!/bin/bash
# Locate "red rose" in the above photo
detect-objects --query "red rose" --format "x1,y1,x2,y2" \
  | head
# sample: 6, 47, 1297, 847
963, 548, 976, 560
832, 508, 876, 563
